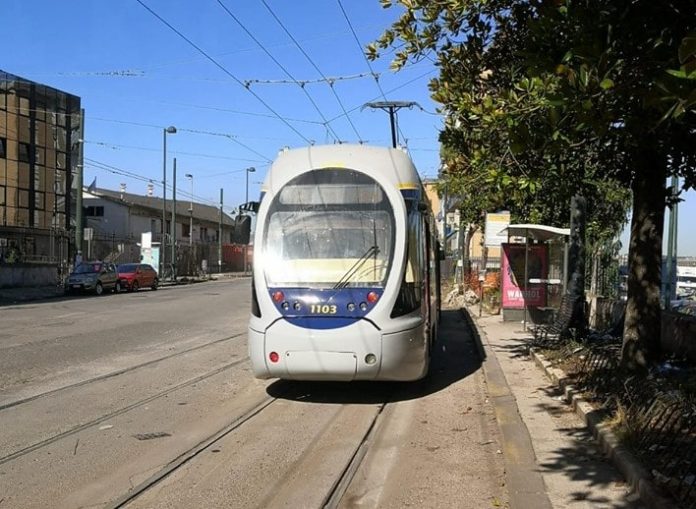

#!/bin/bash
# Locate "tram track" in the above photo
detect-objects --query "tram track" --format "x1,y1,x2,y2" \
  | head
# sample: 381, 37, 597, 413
108, 383, 396, 509
107, 396, 277, 509
322, 401, 389, 509
0, 356, 250, 466
0, 332, 245, 412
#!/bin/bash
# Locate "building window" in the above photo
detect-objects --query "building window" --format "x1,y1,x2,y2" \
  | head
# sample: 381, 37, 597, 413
0, 138, 6, 159
18, 142, 31, 163
85, 205, 104, 217
182, 222, 190, 238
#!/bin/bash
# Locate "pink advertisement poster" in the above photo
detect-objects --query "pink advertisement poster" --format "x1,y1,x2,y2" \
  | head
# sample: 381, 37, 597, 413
501, 243, 548, 308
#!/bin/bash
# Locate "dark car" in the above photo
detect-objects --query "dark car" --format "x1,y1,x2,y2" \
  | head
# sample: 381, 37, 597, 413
117, 263, 159, 292
66, 261, 120, 295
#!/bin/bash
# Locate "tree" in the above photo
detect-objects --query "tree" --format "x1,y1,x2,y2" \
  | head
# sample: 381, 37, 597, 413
372, 0, 696, 369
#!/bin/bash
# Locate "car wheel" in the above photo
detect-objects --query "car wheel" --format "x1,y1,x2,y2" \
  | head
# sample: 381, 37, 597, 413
132, 280, 140, 292
115, 281, 122, 293
151, 278, 158, 291
95, 282, 104, 296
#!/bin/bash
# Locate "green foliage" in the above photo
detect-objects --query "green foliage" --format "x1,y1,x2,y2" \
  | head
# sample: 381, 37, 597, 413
372, 0, 696, 367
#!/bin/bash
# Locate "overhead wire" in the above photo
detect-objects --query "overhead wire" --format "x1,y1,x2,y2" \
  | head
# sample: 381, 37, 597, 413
325, 68, 437, 124
85, 140, 267, 163
134, 0, 312, 144
214, 0, 341, 143
85, 157, 222, 207
335, 0, 408, 145
260, 0, 363, 143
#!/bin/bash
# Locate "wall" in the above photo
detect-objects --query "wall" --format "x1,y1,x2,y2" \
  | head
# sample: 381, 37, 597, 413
0, 263, 56, 288
662, 310, 696, 363
83, 195, 130, 237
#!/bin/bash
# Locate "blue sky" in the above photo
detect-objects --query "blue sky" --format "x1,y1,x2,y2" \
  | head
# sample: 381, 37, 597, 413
2, 0, 693, 255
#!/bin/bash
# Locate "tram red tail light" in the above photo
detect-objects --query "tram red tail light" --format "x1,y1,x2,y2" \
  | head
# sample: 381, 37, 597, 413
272, 291, 284, 302
269, 351, 280, 363
367, 291, 379, 304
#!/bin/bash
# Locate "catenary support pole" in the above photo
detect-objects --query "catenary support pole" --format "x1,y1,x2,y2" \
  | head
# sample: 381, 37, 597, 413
75, 109, 85, 260
171, 158, 177, 282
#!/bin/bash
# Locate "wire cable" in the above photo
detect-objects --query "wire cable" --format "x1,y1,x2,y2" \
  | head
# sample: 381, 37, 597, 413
326, 69, 437, 124
214, 0, 340, 143
260, 0, 363, 143
134, 0, 311, 144
335, 0, 408, 145
85, 158, 221, 206
85, 140, 267, 163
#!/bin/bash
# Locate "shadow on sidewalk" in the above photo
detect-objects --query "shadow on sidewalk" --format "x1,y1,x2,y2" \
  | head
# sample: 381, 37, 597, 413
267, 309, 483, 404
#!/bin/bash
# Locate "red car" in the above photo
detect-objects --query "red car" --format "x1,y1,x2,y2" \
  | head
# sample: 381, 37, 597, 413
117, 263, 159, 292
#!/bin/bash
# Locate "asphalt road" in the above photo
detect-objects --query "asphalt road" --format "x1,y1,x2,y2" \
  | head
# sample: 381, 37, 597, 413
0, 279, 507, 508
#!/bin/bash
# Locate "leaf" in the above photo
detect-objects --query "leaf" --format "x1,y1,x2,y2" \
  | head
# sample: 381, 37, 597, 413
599, 78, 614, 90
678, 34, 696, 64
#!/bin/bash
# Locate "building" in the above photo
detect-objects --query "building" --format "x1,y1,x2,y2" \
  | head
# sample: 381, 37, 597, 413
83, 186, 236, 244
0, 70, 81, 286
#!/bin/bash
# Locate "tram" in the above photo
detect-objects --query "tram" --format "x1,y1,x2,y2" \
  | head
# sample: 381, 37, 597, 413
248, 144, 440, 381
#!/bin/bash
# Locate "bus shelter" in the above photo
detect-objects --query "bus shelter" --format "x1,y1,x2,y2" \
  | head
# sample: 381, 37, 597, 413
498, 224, 570, 330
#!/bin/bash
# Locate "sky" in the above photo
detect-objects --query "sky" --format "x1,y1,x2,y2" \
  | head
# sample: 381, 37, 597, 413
2, 0, 694, 256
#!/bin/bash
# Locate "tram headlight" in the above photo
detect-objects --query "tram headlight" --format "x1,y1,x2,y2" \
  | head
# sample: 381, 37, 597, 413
281, 302, 290, 310
359, 302, 368, 311
293, 301, 301, 311
347, 302, 356, 312
272, 291, 285, 303
367, 291, 379, 304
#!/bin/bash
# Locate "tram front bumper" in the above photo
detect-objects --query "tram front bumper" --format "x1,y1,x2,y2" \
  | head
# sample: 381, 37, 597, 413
248, 319, 428, 381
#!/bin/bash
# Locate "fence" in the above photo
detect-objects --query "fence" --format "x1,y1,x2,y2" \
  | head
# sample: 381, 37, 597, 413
564, 344, 696, 509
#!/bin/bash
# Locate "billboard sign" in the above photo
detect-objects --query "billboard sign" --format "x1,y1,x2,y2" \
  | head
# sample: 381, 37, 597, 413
501, 243, 548, 308
485, 212, 510, 247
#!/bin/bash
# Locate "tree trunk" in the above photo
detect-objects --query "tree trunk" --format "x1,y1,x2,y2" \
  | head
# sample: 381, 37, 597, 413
621, 151, 666, 371
461, 224, 477, 290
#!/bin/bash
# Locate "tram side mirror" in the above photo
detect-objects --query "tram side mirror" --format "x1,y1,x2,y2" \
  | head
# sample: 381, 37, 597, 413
239, 201, 259, 214
233, 215, 252, 244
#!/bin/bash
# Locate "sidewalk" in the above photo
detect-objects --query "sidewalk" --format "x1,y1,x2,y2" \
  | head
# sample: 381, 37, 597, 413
0, 272, 250, 305
467, 306, 646, 509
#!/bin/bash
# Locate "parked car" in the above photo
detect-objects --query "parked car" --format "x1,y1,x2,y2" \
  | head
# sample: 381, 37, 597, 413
66, 261, 120, 295
117, 263, 159, 292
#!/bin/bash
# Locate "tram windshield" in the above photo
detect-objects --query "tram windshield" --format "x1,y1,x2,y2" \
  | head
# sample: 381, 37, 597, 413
263, 169, 395, 288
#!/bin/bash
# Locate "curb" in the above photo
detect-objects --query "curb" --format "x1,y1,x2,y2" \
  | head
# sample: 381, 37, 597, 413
460, 307, 554, 509
528, 348, 680, 509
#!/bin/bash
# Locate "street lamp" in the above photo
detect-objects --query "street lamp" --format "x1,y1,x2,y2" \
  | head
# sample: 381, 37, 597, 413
245, 167, 256, 204
185, 173, 194, 247
161, 125, 177, 277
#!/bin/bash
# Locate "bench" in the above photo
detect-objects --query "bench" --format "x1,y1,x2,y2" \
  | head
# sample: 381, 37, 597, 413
531, 292, 576, 342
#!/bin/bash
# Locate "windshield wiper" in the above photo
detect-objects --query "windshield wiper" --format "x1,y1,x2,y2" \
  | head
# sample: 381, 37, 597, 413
333, 245, 379, 290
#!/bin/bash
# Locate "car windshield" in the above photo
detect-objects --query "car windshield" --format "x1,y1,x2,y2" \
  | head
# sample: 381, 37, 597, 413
74, 263, 102, 274
118, 264, 139, 273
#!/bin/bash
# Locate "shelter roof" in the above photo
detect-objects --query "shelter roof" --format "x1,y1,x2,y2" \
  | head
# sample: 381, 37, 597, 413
499, 224, 570, 242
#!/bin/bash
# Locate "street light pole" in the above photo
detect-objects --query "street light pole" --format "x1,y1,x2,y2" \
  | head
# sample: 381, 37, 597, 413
245, 167, 256, 204
161, 125, 177, 277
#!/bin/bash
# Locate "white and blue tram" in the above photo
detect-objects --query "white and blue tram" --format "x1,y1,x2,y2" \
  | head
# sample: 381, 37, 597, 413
248, 144, 440, 381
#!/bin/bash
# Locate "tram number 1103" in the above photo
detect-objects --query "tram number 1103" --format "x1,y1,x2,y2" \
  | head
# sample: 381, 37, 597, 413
310, 304, 337, 314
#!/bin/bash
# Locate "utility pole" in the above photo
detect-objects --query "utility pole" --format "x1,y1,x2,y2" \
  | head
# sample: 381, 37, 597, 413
171, 158, 177, 282
75, 108, 85, 261
161, 126, 177, 277
219, 188, 223, 274
664, 175, 679, 307
362, 101, 419, 148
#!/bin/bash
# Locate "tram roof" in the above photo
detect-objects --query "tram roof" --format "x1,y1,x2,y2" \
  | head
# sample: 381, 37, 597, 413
264, 144, 421, 190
